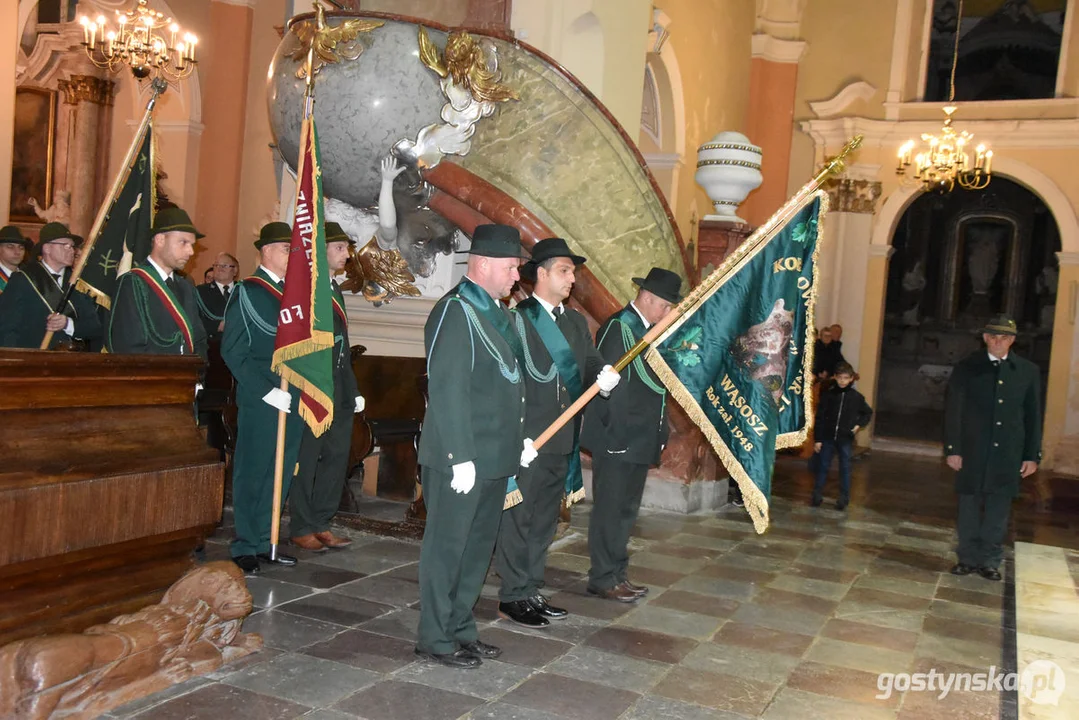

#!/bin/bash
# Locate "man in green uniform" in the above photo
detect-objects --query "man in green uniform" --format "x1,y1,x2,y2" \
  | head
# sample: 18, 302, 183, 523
221, 222, 304, 574
195, 252, 239, 342
496, 238, 620, 628
581, 267, 681, 602
0, 225, 31, 294
289, 222, 364, 552
945, 315, 1041, 582
416, 224, 533, 669
106, 207, 208, 359
0, 222, 101, 349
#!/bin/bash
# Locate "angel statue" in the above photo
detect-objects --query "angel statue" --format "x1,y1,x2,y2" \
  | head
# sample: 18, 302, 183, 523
28, 190, 71, 225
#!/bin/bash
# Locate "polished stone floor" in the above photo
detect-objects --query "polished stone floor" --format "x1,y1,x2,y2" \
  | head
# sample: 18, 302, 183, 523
106, 451, 1079, 719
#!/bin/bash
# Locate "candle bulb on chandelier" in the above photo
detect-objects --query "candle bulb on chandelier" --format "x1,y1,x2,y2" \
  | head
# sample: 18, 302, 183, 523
169, 23, 178, 50
985, 150, 993, 174
106, 30, 116, 57
80, 15, 90, 45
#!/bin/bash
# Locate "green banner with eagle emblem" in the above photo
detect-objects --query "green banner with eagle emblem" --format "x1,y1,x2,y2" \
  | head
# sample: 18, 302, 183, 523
646, 192, 827, 533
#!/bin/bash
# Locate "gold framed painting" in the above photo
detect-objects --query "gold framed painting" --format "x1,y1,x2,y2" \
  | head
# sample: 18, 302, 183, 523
9, 87, 57, 224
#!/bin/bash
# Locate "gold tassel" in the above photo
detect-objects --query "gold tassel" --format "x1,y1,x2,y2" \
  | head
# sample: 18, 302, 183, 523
503, 488, 523, 510
565, 488, 586, 508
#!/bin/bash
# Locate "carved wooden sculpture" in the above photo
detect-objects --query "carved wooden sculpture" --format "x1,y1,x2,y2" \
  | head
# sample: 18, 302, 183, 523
0, 562, 261, 720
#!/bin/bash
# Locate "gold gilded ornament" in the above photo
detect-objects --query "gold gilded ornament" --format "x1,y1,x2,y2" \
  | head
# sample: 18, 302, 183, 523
339, 238, 421, 305
418, 26, 518, 104
291, 3, 383, 79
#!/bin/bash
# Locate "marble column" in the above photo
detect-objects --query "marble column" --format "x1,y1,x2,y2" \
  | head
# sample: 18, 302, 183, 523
57, 74, 114, 238
1043, 251, 1079, 470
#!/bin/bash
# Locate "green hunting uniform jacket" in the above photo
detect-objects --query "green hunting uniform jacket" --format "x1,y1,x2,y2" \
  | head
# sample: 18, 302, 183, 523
514, 298, 606, 455
944, 350, 1042, 497
0, 263, 101, 349
417, 278, 526, 479
581, 304, 669, 466
107, 262, 208, 359
195, 281, 232, 342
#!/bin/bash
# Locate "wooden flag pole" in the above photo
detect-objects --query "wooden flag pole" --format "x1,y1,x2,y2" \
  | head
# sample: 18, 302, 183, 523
40, 77, 166, 350
268, 377, 289, 560
531, 135, 864, 451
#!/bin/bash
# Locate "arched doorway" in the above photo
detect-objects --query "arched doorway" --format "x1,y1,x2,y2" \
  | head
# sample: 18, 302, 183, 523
875, 177, 1060, 442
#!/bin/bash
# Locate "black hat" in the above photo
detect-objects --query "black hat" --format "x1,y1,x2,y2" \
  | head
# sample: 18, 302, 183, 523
983, 315, 1018, 336
468, 224, 526, 259
325, 221, 353, 245
37, 222, 84, 249
520, 237, 586, 283
255, 221, 293, 249
152, 207, 205, 239
633, 267, 683, 304
0, 225, 31, 250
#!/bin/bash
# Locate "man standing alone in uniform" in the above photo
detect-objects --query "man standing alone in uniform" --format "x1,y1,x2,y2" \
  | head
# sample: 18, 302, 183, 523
945, 316, 1041, 582
582, 267, 681, 602
496, 238, 620, 628
415, 224, 534, 669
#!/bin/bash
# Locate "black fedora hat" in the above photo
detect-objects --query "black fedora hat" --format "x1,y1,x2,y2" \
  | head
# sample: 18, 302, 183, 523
152, 206, 205, 239
0, 225, 31, 250
468, 224, 526, 259
325, 221, 353, 245
521, 237, 586, 282
633, 267, 683, 304
255, 221, 293, 249
983, 315, 1018, 336
37, 222, 84, 249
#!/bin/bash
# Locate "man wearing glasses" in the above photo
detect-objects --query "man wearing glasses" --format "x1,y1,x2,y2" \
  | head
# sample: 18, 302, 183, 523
0, 222, 101, 349
196, 253, 240, 341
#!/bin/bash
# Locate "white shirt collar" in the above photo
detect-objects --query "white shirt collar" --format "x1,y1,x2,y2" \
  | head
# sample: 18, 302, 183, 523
40, 259, 65, 278
215, 280, 232, 292
0, 261, 15, 276
147, 256, 172, 281
630, 301, 651, 329
988, 351, 1009, 363
533, 293, 563, 321
260, 265, 283, 284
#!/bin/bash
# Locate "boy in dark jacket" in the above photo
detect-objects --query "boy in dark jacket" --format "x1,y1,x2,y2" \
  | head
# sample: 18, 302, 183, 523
812, 362, 873, 509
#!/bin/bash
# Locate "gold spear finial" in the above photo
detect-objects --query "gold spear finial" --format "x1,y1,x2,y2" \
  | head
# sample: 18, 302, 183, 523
291, 0, 384, 84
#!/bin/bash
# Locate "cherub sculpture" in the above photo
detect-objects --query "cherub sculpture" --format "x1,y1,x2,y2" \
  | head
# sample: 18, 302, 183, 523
0, 561, 261, 720
28, 190, 71, 225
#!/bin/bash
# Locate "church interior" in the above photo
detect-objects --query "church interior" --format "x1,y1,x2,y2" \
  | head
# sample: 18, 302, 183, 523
2, 0, 1079, 717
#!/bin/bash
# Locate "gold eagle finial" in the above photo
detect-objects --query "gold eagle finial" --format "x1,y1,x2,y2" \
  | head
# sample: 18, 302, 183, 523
417, 26, 519, 104
290, 3, 384, 79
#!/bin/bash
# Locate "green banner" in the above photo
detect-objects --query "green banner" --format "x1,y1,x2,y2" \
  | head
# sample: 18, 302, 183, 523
76, 127, 154, 309
647, 193, 826, 533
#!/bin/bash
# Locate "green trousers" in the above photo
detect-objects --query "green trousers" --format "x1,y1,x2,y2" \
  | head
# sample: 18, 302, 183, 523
956, 492, 1013, 569
290, 404, 352, 538
588, 454, 648, 590
417, 467, 506, 655
230, 399, 303, 558
496, 453, 568, 602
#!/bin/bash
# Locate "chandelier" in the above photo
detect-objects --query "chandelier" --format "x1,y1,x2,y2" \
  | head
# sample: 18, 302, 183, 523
896, 0, 991, 192
78, 0, 198, 82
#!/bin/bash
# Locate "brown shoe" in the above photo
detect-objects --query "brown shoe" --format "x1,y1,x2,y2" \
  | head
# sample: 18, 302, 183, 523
586, 583, 640, 603
621, 580, 649, 597
315, 531, 352, 548
291, 534, 326, 552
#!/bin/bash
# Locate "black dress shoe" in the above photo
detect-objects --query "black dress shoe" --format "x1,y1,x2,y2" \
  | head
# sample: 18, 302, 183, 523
978, 566, 1002, 581
461, 640, 502, 658
527, 594, 568, 619
415, 648, 481, 669
950, 563, 976, 576
498, 599, 550, 627
586, 583, 639, 603
621, 580, 649, 597
232, 555, 260, 574
835, 498, 848, 511
257, 552, 297, 566
811, 495, 823, 507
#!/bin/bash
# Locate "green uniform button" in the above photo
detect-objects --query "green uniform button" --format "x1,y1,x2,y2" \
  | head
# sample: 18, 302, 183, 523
448, 453, 453, 459
998, 399, 1003, 403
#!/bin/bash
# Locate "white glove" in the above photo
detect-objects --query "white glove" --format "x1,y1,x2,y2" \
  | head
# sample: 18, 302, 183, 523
520, 438, 538, 468
194, 383, 204, 395
354, 395, 366, 413
450, 461, 476, 494
596, 365, 620, 394
262, 387, 292, 413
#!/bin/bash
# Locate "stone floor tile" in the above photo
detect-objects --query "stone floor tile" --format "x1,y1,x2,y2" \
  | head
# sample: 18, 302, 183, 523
546, 645, 669, 693
301, 628, 418, 673
665, 533, 739, 552
922, 614, 1003, 644
729, 601, 829, 635
935, 585, 1004, 609
672, 574, 758, 601
108, 677, 212, 718
711, 621, 814, 657
805, 637, 915, 675
716, 552, 794, 574
493, 611, 605, 644
383, 562, 420, 583
543, 566, 589, 590
585, 625, 698, 664
785, 660, 901, 707
820, 619, 920, 653
625, 566, 690, 587
129, 683, 308, 720
852, 574, 938, 599
332, 574, 420, 606
735, 540, 804, 561
680, 640, 798, 685
467, 703, 569, 720
752, 586, 841, 615
935, 571, 1004, 595
926, 599, 1005, 628
244, 577, 318, 609
647, 589, 741, 618
651, 666, 778, 716
332, 680, 484, 720
223, 653, 380, 707
356, 607, 421, 641
615, 604, 725, 640
241, 610, 345, 651
630, 552, 710, 574
358, 539, 422, 563
296, 710, 358, 720
895, 684, 1001, 720
623, 695, 753, 720
767, 574, 850, 600
399, 657, 532, 700
761, 688, 898, 720
277, 593, 394, 627
831, 601, 927, 632
474, 626, 574, 667
308, 551, 410, 575
546, 589, 638, 620
500, 672, 639, 719
865, 558, 944, 584
914, 633, 1003, 668
259, 563, 365, 589
842, 586, 934, 611
649, 540, 728, 558
787, 563, 861, 584
696, 563, 778, 585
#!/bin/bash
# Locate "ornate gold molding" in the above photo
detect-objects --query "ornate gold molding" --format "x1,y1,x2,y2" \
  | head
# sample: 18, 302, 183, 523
823, 178, 882, 214
58, 75, 115, 106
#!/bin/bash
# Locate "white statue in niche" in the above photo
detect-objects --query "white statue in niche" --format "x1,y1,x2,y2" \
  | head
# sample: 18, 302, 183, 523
28, 190, 71, 225
901, 260, 927, 326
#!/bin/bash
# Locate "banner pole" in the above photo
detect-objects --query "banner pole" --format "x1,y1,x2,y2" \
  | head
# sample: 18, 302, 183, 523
531, 135, 863, 451
40, 77, 166, 350
269, 376, 289, 561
